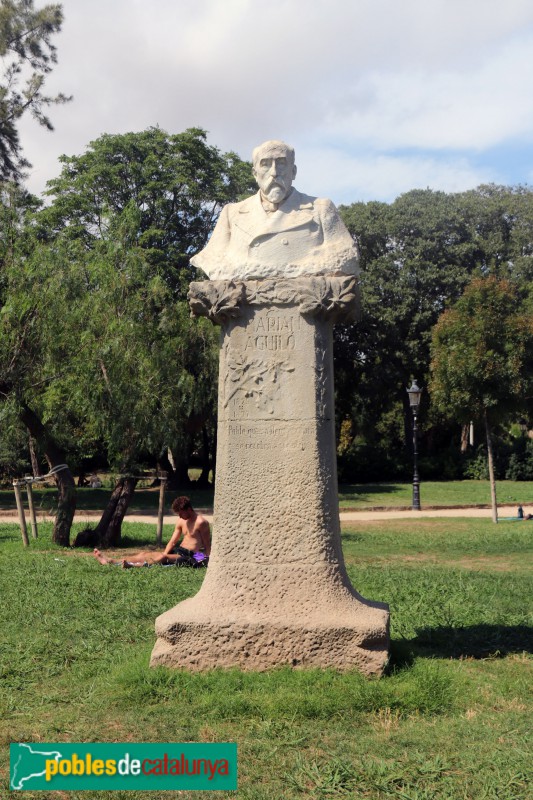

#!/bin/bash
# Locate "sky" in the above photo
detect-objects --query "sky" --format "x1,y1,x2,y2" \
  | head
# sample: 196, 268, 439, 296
17, 0, 533, 205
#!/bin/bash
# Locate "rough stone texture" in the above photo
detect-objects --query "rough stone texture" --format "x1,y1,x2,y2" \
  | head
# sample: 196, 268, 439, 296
151, 277, 390, 676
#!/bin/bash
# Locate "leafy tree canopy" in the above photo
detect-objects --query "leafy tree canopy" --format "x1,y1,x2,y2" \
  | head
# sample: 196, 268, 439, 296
0, 0, 70, 181
0, 128, 254, 478
336, 186, 533, 457
38, 126, 255, 296
429, 273, 533, 519
429, 275, 533, 424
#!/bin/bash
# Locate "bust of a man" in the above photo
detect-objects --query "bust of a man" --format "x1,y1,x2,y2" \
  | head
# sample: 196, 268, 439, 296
190, 139, 359, 281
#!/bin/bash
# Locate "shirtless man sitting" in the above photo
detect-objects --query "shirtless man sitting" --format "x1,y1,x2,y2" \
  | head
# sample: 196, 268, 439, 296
93, 496, 211, 568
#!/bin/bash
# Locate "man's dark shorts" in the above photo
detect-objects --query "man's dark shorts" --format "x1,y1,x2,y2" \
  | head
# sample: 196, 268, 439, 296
173, 545, 209, 568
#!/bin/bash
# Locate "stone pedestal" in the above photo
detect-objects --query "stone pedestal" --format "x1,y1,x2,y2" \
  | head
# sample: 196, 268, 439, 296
151, 277, 389, 675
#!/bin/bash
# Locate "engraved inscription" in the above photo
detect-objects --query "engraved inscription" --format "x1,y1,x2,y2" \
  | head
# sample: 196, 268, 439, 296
228, 424, 285, 436
301, 424, 313, 451
244, 314, 298, 352
227, 422, 299, 451
244, 334, 295, 351
256, 316, 295, 333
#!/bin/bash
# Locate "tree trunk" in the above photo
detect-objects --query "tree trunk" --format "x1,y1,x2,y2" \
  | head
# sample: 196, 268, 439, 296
28, 436, 41, 477
19, 404, 76, 546
196, 424, 212, 487
173, 454, 191, 487
460, 424, 469, 453
77, 472, 89, 487
174, 429, 195, 487
157, 450, 178, 490
92, 476, 138, 548
484, 409, 498, 524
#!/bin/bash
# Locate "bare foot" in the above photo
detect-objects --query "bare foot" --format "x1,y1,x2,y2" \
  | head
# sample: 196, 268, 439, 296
93, 548, 111, 565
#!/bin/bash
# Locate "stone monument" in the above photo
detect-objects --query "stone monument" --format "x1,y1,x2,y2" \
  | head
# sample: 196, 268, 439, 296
151, 141, 390, 675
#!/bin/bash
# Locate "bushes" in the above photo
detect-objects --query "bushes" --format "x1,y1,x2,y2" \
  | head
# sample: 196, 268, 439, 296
337, 433, 533, 483
505, 439, 533, 480
337, 441, 409, 483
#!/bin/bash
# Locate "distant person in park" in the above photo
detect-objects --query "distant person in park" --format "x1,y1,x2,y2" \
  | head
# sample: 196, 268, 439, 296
93, 496, 211, 568
190, 139, 359, 281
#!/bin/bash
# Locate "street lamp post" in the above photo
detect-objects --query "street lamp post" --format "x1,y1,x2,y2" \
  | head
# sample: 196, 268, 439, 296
407, 380, 423, 511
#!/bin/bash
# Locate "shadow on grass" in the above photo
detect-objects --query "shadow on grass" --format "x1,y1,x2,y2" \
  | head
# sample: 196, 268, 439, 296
0, 486, 215, 514
0, 528, 19, 541
342, 532, 365, 543
340, 484, 403, 503
118, 534, 165, 548
390, 623, 533, 669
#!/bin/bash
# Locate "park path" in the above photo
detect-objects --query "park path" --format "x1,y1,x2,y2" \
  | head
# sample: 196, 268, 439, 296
339, 505, 522, 521
0, 505, 524, 525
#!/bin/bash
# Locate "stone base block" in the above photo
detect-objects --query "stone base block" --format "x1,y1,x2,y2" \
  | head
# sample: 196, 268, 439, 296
150, 613, 389, 676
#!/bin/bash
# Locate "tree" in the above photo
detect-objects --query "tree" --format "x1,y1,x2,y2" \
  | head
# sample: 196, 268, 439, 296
0, 128, 254, 545
0, 0, 70, 181
337, 190, 478, 477
337, 186, 533, 482
37, 126, 253, 462
430, 276, 533, 521
38, 126, 253, 292
0, 181, 79, 545
460, 184, 533, 282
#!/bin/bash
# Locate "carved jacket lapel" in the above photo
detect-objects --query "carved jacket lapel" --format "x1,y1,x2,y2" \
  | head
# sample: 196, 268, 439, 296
232, 190, 315, 241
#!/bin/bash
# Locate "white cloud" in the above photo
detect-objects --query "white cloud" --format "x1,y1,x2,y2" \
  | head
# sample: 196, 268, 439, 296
295, 147, 494, 204
321, 35, 533, 151
16, 0, 533, 201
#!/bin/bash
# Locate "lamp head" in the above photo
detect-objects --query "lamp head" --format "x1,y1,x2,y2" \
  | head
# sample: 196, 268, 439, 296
407, 380, 423, 409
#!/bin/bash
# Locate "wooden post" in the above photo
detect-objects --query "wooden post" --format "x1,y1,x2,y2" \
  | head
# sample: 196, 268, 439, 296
13, 481, 29, 547
26, 480, 38, 538
156, 474, 167, 547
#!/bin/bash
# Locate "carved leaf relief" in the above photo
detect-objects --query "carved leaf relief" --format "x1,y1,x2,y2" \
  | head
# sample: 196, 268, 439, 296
224, 353, 295, 415
189, 276, 359, 323
188, 281, 245, 323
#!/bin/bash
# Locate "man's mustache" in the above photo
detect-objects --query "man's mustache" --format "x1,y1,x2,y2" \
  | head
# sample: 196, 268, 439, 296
266, 179, 286, 190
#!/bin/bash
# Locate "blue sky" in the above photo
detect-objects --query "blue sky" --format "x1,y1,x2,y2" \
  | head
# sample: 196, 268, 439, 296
18, 0, 533, 205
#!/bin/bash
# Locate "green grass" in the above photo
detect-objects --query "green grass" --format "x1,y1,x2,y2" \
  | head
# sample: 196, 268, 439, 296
0, 485, 216, 514
338, 479, 533, 509
1, 519, 532, 798
2, 479, 533, 516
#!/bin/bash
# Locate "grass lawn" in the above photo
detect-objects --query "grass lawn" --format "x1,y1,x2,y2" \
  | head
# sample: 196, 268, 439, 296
338, 480, 533, 509
1, 479, 533, 516
1, 517, 531, 798
0, 485, 216, 514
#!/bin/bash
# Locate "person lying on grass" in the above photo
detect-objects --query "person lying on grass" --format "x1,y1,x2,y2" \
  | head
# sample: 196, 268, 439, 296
93, 496, 211, 568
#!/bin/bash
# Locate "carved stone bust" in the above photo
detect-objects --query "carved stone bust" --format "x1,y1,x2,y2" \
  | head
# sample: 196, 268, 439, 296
190, 140, 359, 281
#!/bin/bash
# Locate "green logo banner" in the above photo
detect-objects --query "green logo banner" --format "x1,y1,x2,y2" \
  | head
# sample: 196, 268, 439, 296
10, 742, 237, 791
